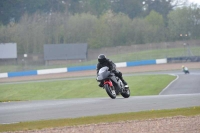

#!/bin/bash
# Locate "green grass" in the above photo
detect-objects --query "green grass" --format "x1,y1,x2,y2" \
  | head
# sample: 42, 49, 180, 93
109, 47, 200, 63
0, 106, 199, 132
0, 74, 196, 132
0, 75, 176, 102
1, 46, 200, 73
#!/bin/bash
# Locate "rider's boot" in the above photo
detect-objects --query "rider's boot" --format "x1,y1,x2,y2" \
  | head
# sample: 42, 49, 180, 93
120, 78, 129, 89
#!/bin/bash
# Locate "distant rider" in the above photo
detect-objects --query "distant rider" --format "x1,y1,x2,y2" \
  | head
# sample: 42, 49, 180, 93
96, 54, 129, 88
182, 65, 189, 74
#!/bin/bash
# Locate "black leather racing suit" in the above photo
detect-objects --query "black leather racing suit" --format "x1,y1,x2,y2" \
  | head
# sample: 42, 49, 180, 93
96, 58, 127, 86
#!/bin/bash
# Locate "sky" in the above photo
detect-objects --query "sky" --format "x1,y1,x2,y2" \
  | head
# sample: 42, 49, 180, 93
188, 0, 200, 5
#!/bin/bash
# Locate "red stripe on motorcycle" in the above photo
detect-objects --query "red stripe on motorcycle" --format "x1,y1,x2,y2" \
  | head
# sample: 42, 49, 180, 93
104, 80, 113, 86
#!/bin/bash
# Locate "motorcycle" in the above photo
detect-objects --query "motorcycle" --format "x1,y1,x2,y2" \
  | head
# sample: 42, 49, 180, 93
96, 66, 130, 99
183, 69, 190, 74
183, 67, 190, 74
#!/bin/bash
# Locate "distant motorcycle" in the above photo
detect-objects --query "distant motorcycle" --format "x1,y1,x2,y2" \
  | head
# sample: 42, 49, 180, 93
183, 69, 190, 74
182, 66, 190, 74
96, 66, 130, 99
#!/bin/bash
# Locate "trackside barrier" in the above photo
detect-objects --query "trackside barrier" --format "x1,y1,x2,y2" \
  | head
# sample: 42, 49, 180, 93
156, 59, 167, 64
0, 73, 8, 78
8, 70, 37, 77
37, 68, 67, 75
126, 60, 156, 67
68, 65, 96, 72
115, 62, 127, 68
0, 58, 167, 78
167, 56, 200, 63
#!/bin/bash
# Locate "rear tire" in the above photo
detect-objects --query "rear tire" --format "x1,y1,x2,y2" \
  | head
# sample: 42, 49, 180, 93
121, 87, 130, 98
104, 84, 116, 99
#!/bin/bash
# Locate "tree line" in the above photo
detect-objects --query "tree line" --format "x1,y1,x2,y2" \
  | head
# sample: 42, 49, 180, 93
0, 0, 187, 25
0, 0, 199, 55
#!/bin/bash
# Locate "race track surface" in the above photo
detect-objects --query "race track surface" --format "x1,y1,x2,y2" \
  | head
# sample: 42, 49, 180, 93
160, 74, 200, 95
0, 70, 200, 124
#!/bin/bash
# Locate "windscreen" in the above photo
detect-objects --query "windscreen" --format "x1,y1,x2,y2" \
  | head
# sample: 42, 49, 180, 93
99, 67, 108, 74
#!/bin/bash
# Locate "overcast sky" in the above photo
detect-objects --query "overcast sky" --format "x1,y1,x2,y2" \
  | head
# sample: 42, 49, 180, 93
188, 0, 200, 4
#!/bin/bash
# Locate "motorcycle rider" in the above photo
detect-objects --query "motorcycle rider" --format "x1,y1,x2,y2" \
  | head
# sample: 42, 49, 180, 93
96, 54, 129, 88
182, 65, 189, 74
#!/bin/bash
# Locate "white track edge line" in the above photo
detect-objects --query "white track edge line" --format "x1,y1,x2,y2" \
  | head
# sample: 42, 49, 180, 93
159, 74, 179, 95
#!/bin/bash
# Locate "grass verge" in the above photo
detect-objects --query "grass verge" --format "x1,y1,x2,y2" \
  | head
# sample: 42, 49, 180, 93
0, 106, 199, 132
1, 46, 200, 73
0, 74, 176, 102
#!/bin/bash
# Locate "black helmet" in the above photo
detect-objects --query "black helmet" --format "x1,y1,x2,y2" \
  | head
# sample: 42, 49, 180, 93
98, 54, 106, 63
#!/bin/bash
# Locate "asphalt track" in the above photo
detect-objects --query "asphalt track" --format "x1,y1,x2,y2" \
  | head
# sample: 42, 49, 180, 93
0, 70, 200, 124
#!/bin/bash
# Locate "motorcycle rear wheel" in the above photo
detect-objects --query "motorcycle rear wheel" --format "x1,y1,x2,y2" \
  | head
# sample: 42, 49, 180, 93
104, 84, 116, 99
121, 87, 130, 98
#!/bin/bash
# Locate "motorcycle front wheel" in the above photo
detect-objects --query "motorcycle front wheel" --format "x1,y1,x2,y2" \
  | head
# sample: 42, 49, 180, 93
104, 84, 116, 99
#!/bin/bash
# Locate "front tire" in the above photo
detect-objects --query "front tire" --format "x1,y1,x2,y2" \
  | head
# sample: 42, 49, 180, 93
104, 84, 116, 99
